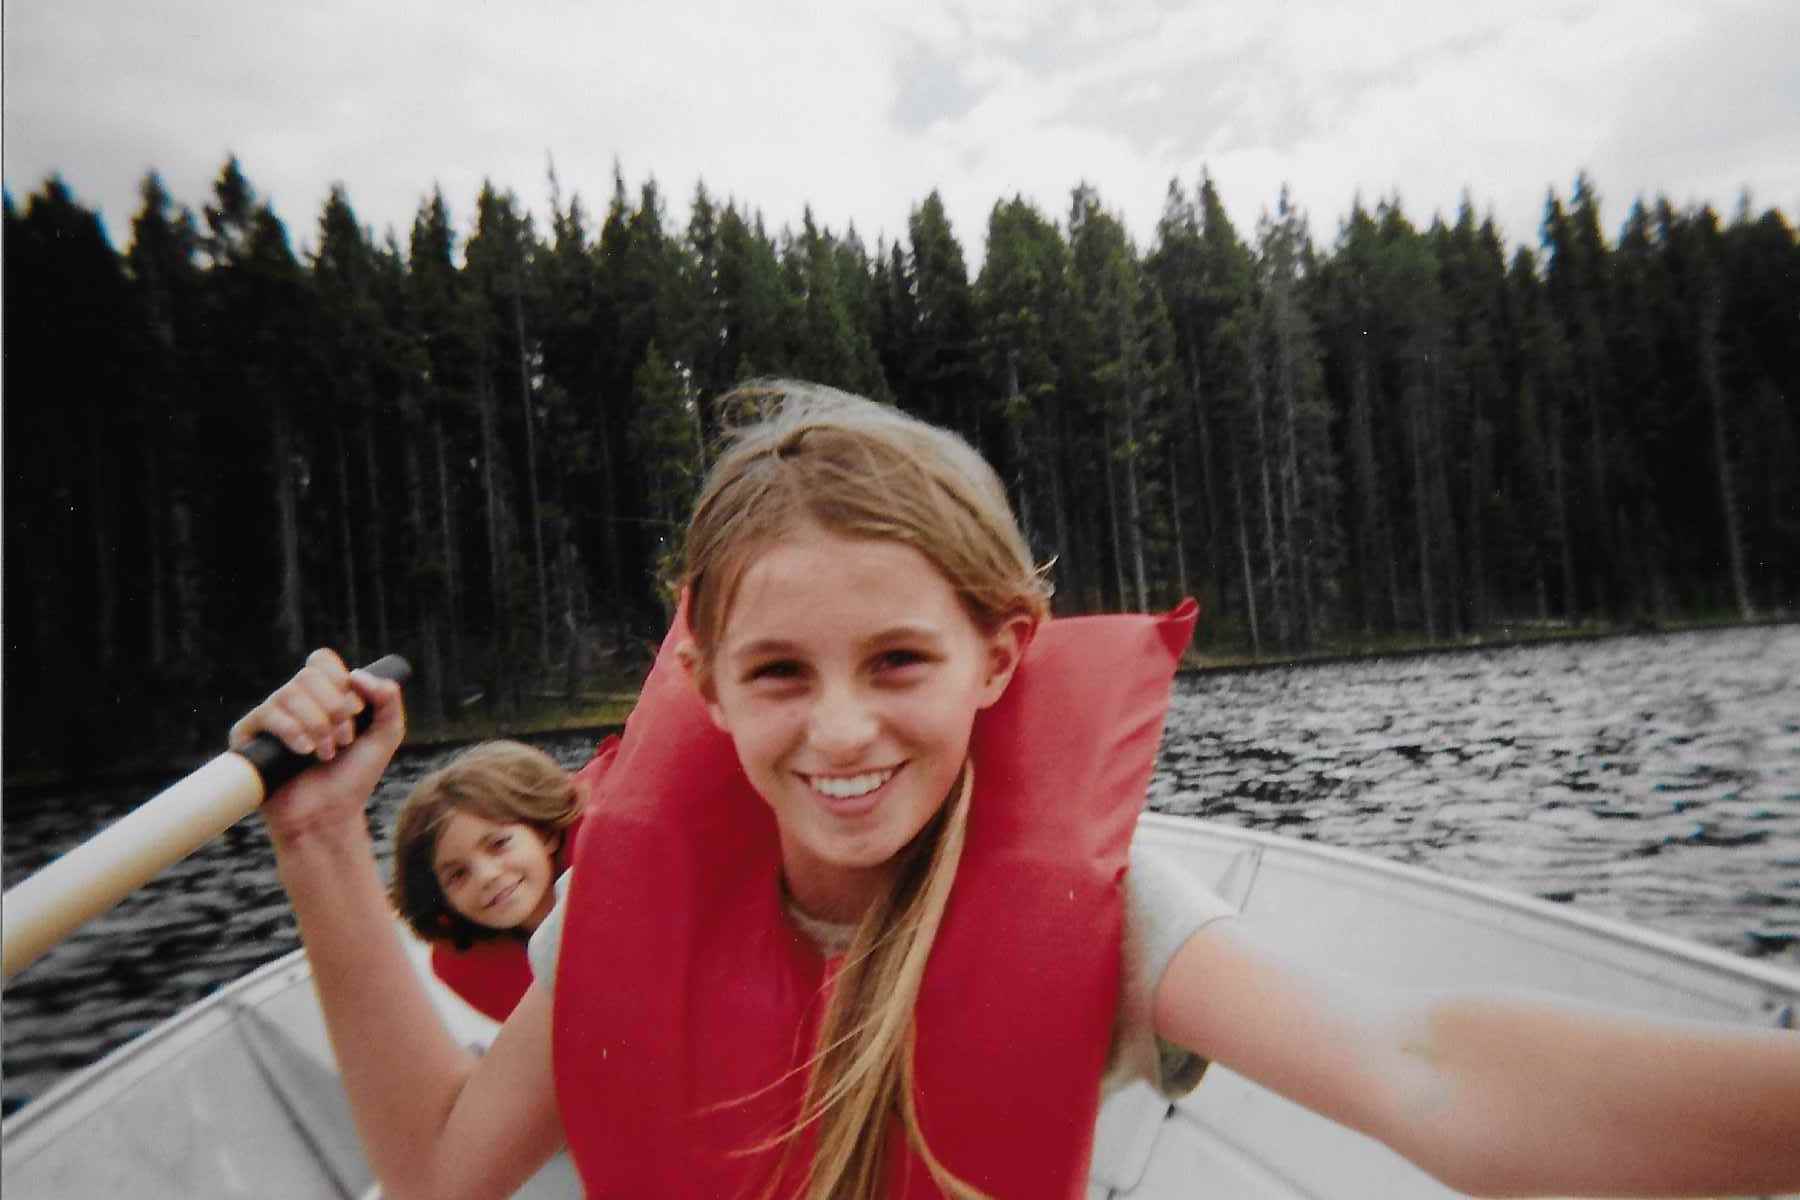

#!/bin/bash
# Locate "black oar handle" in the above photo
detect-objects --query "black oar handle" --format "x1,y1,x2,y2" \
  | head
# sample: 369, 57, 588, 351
235, 654, 413, 795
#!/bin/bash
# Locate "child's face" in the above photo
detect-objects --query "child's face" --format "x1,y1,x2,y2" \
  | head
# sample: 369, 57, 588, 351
431, 811, 561, 934
696, 526, 1028, 922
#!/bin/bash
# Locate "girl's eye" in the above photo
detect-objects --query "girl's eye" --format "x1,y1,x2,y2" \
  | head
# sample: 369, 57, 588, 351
491, 834, 511, 850
747, 660, 802, 683
441, 867, 466, 889
876, 649, 927, 673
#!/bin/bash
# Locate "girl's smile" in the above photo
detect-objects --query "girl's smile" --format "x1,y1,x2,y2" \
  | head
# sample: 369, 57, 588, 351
693, 525, 1029, 924
805, 765, 900, 809
431, 811, 560, 933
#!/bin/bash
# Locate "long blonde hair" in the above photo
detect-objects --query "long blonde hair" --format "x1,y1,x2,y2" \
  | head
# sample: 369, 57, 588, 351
680, 381, 1050, 1199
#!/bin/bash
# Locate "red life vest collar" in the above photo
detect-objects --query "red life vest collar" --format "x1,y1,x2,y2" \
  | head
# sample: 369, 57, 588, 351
558, 601, 1196, 1196
430, 938, 533, 1023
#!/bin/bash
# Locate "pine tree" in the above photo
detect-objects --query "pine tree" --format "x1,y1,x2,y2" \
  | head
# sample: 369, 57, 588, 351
832, 224, 891, 400
1505, 244, 1577, 619
897, 192, 983, 447
594, 170, 688, 629
125, 173, 207, 671
677, 181, 729, 418
1542, 175, 1619, 617
1317, 200, 1398, 633
1189, 176, 1264, 648
1718, 201, 1800, 605
1068, 185, 1158, 612
1676, 208, 1754, 619
1434, 202, 1511, 631
1148, 179, 1219, 613
408, 186, 473, 702
716, 204, 791, 385
975, 195, 1074, 573
466, 182, 552, 680
538, 174, 611, 680
1609, 199, 1677, 619
313, 184, 397, 662
1253, 187, 1339, 648
364, 223, 449, 721
788, 208, 870, 391
200, 158, 314, 664
629, 340, 702, 602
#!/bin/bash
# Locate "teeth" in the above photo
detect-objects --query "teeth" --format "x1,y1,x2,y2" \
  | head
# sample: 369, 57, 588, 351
811, 768, 896, 799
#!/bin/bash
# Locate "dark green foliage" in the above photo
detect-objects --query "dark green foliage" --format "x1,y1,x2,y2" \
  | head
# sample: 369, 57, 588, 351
628, 340, 701, 593
4, 180, 138, 761
976, 194, 1075, 582
4, 161, 1795, 771
884, 192, 983, 445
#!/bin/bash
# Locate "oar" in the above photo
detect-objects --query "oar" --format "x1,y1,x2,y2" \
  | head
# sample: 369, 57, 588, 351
1, 654, 412, 983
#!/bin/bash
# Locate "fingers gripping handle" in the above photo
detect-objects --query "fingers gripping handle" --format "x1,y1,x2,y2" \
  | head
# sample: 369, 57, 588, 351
0, 654, 413, 982
234, 653, 413, 793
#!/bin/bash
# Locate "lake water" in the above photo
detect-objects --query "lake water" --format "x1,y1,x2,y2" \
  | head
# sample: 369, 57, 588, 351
4, 624, 1797, 1114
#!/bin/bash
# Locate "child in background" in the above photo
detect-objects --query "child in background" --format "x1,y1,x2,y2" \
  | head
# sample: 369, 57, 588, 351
388, 740, 582, 1021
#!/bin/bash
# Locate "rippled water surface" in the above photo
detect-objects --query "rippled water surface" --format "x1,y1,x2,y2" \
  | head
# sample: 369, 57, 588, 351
5, 624, 1798, 1113
1150, 625, 1800, 961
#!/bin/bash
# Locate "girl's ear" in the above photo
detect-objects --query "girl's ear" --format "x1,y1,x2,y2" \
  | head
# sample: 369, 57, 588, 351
675, 638, 731, 732
976, 614, 1038, 710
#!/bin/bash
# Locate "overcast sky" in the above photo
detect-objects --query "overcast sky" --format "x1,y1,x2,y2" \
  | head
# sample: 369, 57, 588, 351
6, 0, 1798, 267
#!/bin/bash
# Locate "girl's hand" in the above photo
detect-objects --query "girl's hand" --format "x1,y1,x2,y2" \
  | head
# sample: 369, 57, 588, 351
230, 648, 407, 848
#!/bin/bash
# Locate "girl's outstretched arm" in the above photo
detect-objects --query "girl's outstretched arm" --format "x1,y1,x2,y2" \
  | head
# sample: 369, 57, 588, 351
235, 650, 564, 1200
1153, 918, 1800, 1198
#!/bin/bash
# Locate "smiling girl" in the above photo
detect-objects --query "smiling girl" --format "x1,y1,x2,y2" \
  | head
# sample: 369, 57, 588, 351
232, 381, 1800, 1200
388, 741, 582, 1021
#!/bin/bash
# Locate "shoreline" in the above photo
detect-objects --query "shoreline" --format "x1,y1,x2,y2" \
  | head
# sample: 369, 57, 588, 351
7, 613, 1794, 798
1181, 611, 1799, 675
1, 700, 636, 803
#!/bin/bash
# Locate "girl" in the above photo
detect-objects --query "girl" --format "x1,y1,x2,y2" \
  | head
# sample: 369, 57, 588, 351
389, 740, 584, 1021
234, 381, 1800, 1200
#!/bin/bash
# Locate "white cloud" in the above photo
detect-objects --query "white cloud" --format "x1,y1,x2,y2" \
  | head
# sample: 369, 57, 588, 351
4, 0, 1795, 271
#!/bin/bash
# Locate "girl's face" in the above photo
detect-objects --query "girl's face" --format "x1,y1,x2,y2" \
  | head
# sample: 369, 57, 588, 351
694, 526, 1029, 923
431, 811, 561, 934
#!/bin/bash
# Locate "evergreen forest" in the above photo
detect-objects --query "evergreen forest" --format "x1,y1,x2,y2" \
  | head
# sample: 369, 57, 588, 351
5, 160, 1797, 773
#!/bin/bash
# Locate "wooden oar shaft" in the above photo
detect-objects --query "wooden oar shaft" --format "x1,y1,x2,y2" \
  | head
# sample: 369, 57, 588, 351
3, 753, 266, 980
1, 654, 411, 983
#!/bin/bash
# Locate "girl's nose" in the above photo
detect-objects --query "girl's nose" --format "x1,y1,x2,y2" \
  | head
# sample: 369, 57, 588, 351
806, 686, 878, 761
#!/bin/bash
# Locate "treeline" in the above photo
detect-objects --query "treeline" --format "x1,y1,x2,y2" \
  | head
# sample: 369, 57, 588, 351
5, 160, 1797, 770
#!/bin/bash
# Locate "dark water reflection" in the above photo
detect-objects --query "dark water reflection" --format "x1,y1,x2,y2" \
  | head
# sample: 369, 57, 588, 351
5, 625, 1797, 1113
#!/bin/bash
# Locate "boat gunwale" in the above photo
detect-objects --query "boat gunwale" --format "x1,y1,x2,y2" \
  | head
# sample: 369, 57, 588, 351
8, 813, 1794, 1157
2, 949, 315, 1140
1137, 811, 1800, 1001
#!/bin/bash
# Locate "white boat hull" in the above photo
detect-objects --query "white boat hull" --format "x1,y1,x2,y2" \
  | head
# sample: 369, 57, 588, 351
1090, 815, 1799, 1199
7, 812, 1797, 1198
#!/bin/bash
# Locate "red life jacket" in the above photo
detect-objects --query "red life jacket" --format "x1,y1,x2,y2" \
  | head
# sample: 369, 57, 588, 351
430, 938, 533, 1023
428, 813, 590, 1022
556, 601, 1197, 1197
